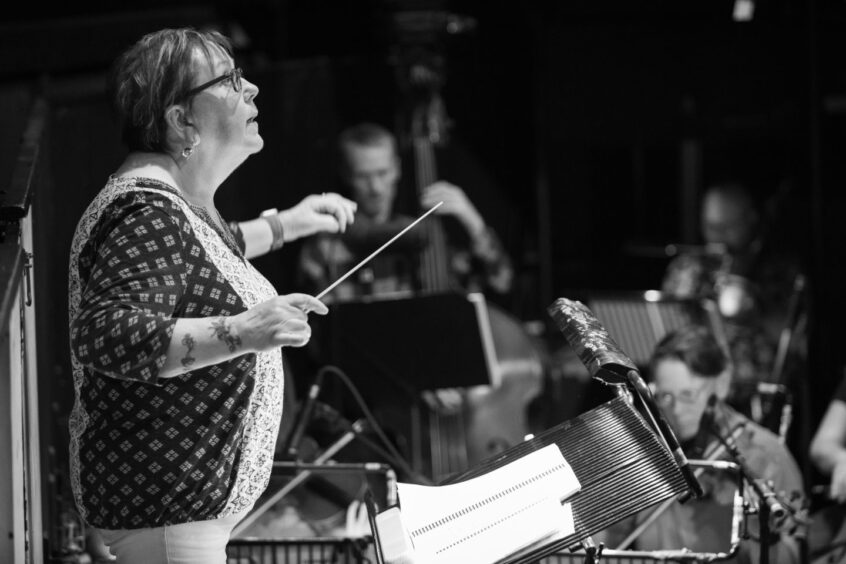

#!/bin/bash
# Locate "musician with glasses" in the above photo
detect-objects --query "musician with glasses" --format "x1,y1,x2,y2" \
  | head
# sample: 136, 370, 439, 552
597, 325, 804, 564
68, 28, 357, 563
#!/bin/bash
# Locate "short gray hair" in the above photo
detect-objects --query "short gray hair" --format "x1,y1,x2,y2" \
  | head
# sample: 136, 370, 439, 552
109, 27, 234, 153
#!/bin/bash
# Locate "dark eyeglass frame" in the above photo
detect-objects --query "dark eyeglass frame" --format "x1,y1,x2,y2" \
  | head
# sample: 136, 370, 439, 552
184, 67, 243, 99
650, 380, 714, 409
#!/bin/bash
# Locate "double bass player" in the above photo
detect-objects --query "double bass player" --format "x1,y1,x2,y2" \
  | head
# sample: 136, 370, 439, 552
297, 122, 513, 302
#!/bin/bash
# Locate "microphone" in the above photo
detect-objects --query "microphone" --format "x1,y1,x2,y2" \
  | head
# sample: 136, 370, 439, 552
284, 370, 324, 459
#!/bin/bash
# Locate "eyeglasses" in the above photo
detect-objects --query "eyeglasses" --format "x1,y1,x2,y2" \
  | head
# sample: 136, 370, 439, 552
651, 381, 713, 409
184, 67, 243, 99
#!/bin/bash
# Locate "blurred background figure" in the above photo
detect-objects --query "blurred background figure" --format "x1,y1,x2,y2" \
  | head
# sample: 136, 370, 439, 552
297, 122, 513, 301
663, 182, 762, 303
662, 182, 807, 389
293, 120, 542, 472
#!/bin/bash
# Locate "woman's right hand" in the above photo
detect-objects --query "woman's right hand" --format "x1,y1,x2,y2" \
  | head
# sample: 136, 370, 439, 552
236, 293, 328, 350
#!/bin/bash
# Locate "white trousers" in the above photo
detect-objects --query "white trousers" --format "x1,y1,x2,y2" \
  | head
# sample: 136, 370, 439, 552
95, 509, 249, 564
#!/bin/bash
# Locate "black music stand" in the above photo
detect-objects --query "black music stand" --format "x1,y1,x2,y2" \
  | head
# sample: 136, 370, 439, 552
313, 291, 499, 399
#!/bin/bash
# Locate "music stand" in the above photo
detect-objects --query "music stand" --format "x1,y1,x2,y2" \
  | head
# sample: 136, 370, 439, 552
313, 291, 500, 398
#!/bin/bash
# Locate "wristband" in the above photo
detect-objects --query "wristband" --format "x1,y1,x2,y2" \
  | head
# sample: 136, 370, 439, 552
260, 208, 285, 251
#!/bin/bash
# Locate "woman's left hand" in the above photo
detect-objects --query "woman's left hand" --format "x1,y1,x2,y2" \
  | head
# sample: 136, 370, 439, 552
278, 193, 357, 242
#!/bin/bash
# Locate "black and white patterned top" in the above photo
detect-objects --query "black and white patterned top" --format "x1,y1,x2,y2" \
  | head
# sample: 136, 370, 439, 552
68, 176, 283, 530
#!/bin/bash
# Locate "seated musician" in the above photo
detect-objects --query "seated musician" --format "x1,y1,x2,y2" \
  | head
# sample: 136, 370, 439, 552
661, 182, 807, 405
597, 325, 804, 564
297, 121, 513, 301
294, 122, 526, 475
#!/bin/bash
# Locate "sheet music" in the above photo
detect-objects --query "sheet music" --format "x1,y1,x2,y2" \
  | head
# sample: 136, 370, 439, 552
394, 444, 580, 564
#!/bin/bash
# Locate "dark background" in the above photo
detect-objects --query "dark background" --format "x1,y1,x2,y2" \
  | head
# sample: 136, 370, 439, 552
1, 0, 843, 554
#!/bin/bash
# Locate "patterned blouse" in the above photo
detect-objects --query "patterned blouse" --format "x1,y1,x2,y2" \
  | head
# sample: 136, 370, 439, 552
68, 176, 282, 529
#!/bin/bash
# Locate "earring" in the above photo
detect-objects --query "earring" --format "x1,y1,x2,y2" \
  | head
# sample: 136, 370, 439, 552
182, 147, 193, 158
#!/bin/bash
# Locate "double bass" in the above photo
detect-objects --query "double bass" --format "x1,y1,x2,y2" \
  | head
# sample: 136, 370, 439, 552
397, 50, 544, 479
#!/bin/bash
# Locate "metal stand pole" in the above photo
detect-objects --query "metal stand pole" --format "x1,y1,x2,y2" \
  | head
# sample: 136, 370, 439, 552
364, 490, 386, 564
758, 490, 771, 564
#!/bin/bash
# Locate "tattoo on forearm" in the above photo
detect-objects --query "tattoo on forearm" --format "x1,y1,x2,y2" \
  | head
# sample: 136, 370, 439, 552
181, 334, 196, 367
211, 318, 242, 353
